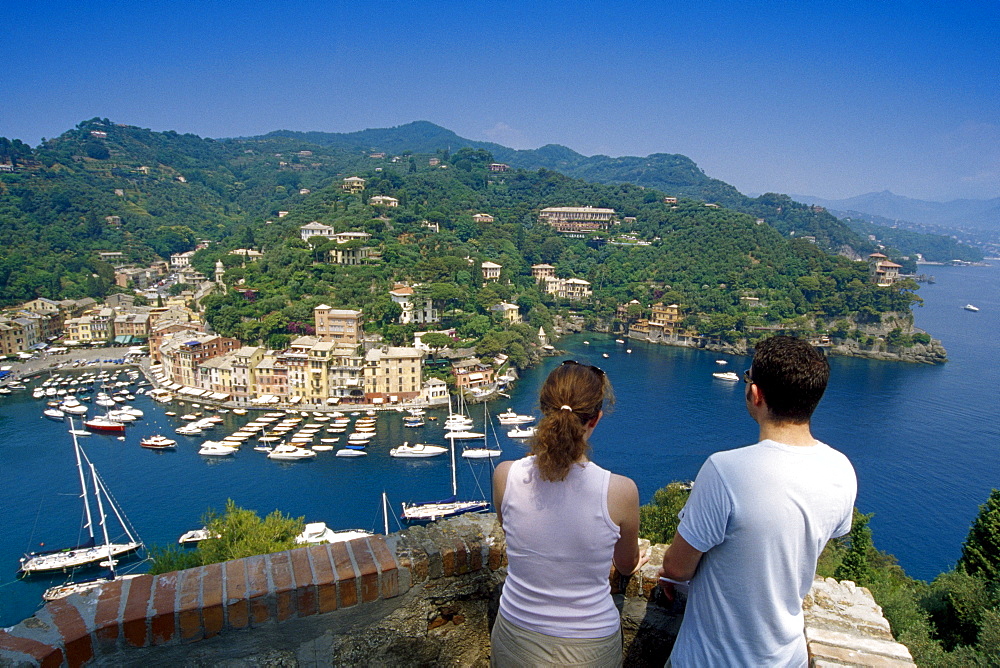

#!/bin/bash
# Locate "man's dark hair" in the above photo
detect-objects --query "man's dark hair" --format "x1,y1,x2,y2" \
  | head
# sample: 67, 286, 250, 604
750, 335, 829, 423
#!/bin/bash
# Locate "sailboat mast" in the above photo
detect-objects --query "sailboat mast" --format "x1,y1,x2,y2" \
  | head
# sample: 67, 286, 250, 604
69, 418, 96, 544
382, 491, 389, 536
449, 435, 457, 496
90, 461, 116, 576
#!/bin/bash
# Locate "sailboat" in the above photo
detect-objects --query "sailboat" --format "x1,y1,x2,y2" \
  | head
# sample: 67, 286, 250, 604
400, 407, 490, 524
42, 453, 143, 600
461, 403, 503, 459
20, 420, 142, 575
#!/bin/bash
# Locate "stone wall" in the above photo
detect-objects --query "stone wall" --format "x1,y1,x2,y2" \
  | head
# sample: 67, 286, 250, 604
0, 515, 913, 667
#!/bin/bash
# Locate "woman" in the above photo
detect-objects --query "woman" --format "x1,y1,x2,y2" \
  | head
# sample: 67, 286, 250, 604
491, 360, 644, 667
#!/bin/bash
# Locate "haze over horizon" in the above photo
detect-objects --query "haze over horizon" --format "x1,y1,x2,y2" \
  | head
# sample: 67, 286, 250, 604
4, 1, 998, 203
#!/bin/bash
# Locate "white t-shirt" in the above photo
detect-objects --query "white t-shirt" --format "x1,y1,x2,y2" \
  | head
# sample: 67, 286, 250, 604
499, 457, 622, 638
671, 439, 857, 667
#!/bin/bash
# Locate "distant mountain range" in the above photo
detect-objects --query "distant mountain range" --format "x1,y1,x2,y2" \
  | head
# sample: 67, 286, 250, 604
792, 190, 1000, 231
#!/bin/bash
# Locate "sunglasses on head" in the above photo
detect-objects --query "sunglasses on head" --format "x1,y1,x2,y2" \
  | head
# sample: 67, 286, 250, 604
561, 359, 606, 377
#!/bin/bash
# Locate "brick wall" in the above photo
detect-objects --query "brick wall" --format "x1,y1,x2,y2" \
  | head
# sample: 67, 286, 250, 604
0, 515, 911, 667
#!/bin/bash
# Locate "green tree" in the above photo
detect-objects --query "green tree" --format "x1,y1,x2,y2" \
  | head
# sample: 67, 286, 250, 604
835, 510, 875, 584
638, 482, 691, 545
959, 489, 1000, 582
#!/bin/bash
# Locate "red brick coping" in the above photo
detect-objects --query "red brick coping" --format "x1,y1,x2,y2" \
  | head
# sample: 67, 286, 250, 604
0, 529, 499, 668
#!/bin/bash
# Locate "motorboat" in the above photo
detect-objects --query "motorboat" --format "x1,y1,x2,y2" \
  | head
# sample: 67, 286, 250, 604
295, 522, 371, 544
507, 426, 536, 439
68, 429, 92, 437
267, 444, 317, 461
198, 440, 238, 456
178, 527, 219, 545
716, 359, 728, 365
403, 418, 425, 427
712, 371, 740, 381
335, 447, 368, 457
964, 304, 980, 312
461, 446, 502, 458
443, 430, 486, 440
43, 573, 143, 602
390, 442, 448, 458
140, 435, 177, 450
43, 408, 66, 421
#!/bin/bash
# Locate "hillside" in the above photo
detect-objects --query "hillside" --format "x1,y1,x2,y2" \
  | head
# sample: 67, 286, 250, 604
261, 122, 865, 251
0, 118, 930, 362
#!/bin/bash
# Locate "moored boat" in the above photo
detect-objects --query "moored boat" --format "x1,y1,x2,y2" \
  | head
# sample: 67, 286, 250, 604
140, 435, 177, 450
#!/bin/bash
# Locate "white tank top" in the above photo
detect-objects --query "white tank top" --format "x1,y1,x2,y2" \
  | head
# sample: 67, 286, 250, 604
498, 456, 622, 638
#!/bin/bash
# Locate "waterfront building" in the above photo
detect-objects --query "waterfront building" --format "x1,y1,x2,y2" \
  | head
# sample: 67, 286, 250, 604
159, 332, 241, 389
230, 346, 264, 403
252, 354, 289, 402
452, 357, 495, 391
538, 206, 616, 234
148, 320, 204, 365
650, 303, 682, 332
364, 346, 425, 403
420, 377, 449, 404
314, 305, 363, 345
112, 312, 150, 343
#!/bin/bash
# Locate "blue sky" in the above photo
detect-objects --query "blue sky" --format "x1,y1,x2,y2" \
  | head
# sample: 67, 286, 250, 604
4, 1, 998, 201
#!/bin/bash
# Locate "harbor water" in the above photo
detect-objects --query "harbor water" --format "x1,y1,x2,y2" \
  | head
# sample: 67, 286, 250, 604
1, 262, 997, 626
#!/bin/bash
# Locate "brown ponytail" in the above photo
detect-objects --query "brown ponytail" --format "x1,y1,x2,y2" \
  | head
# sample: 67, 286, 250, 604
531, 361, 614, 481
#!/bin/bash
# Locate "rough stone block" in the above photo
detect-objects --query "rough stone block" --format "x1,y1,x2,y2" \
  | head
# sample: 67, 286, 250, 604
92, 577, 125, 646
224, 558, 249, 630
47, 596, 93, 666
349, 539, 380, 603
808, 641, 914, 667
289, 546, 318, 616
330, 541, 359, 608
150, 572, 178, 644
244, 554, 271, 626
268, 551, 295, 622
122, 574, 154, 648
370, 536, 401, 599
177, 566, 204, 642
201, 562, 225, 638
308, 544, 338, 614
0, 631, 63, 667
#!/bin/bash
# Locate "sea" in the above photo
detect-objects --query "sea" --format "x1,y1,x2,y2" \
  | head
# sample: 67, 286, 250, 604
1, 262, 998, 627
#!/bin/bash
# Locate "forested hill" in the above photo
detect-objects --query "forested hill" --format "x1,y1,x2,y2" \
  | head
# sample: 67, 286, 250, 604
0, 118, 920, 357
261, 121, 862, 250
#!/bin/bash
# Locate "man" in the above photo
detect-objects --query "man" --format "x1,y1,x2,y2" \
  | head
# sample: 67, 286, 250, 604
659, 335, 857, 666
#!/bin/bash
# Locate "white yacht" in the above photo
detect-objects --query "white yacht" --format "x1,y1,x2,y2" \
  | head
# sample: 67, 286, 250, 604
390, 442, 448, 458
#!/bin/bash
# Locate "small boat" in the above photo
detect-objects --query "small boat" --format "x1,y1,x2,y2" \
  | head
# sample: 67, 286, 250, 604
964, 304, 980, 312
507, 426, 536, 439
43, 408, 66, 421
140, 435, 177, 450
390, 442, 448, 458
178, 527, 219, 545
602, 353, 610, 358
232, 408, 248, 415
462, 446, 503, 459
84, 416, 126, 433
716, 359, 728, 365
312, 445, 335, 452
444, 430, 486, 440
583, 341, 590, 345
198, 440, 238, 456
712, 371, 740, 382
336, 447, 368, 457
68, 429, 92, 437
403, 418, 425, 427
267, 444, 317, 461
616, 339, 625, 344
